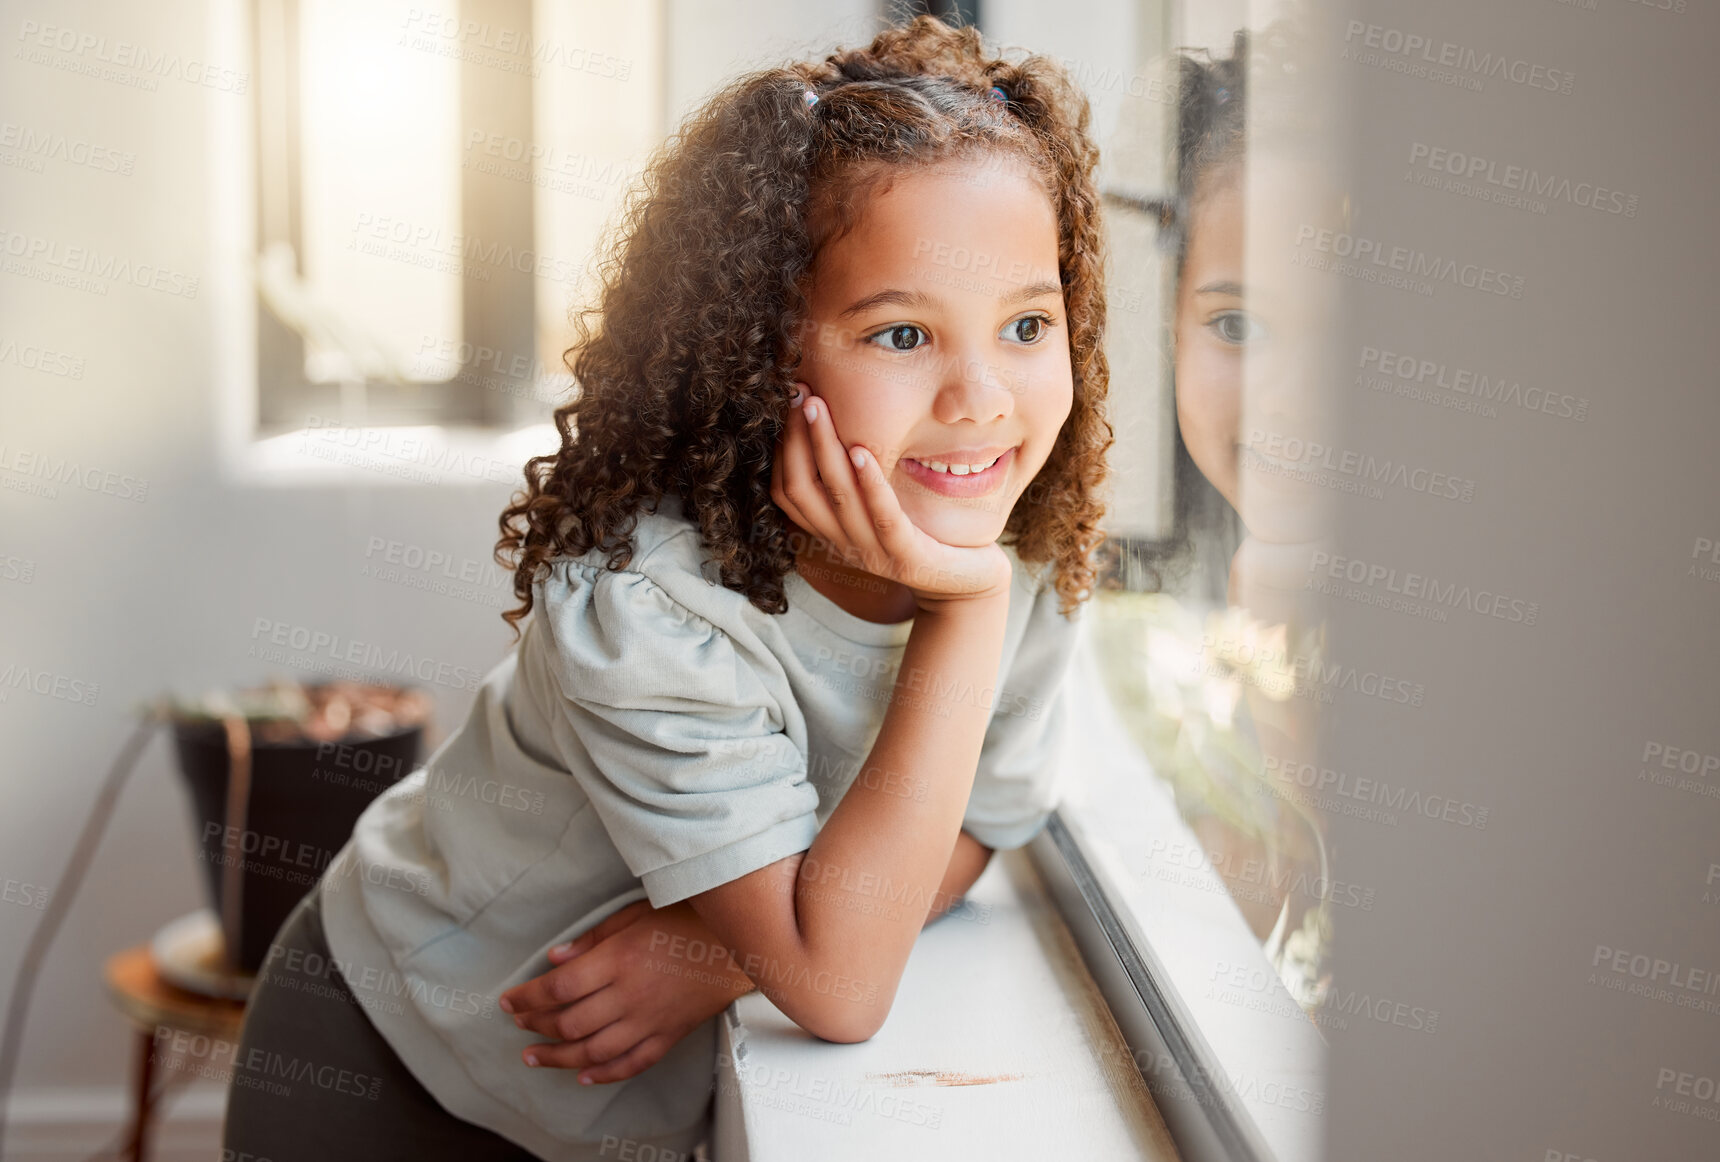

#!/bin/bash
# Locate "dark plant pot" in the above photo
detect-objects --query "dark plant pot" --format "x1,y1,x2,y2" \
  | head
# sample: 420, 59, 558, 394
171, 718, 421, 974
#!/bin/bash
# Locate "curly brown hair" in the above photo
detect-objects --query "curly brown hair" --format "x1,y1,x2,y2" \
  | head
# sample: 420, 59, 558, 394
495, 13, 1112, 637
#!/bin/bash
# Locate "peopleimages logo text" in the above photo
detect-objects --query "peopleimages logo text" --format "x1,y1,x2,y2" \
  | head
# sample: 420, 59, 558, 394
1342, 21, 1574, 94
1295, 226, 1524, 298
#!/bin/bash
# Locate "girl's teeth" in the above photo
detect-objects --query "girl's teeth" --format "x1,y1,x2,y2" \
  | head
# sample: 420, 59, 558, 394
918, 455, 1000, 476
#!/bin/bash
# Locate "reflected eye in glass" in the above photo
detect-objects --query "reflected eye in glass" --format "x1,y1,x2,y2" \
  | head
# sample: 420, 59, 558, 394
866, 324, 928, 353
1209, 309, 1264, 346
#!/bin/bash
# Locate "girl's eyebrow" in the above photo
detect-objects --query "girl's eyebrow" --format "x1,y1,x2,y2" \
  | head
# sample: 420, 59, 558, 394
839, 280, 1063, 319
1195, 280, 1245, 296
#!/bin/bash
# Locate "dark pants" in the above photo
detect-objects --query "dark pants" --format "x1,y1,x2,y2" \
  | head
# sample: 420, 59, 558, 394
220, 885, 545, 1161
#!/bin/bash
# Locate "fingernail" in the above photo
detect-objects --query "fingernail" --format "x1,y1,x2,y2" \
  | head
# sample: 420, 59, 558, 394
499, 998, 514, 1014
514, 1016, 525, 1028
805, 399, 820, 423
850, 447, 867, 470
551, 942, 572, 957
579, 1075, 594, 1086
525, 1053, 539, 1067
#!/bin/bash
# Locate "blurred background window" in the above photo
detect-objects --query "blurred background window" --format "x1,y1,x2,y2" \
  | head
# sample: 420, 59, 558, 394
252, 0, 657, 431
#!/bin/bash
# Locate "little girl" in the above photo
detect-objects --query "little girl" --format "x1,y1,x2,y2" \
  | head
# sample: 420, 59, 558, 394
224, 15, 1110, 1161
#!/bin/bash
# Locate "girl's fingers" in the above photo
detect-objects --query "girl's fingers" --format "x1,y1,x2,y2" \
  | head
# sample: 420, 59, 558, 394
522, 1019, 635, 1072
500, 953, 606, 1016
522, 1039, 594, 1071
774, 398, 847, 553
575, 1035, 674, 1085
800, 397, 881, 563
546, 932, 597, 965
770, 442, 820, 552
547, 986, 625, 1044
547, 899, 649, 963
512, 1006, 567, 1040
846, 443, 920, 562
510, 985, 622, 1041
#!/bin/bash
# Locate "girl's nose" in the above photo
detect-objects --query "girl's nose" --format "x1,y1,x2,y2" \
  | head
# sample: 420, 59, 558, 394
930, 351, 1015, 426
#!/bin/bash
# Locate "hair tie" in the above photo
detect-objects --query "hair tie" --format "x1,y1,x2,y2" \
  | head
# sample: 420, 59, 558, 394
988, 85, 1008, 103
803, 87, 819, 108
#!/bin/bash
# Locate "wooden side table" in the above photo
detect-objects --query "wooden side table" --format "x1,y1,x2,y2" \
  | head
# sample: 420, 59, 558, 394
102, 945, 248, 1162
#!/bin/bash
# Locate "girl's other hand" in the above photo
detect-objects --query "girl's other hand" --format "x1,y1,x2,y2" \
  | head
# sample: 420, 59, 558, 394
497, 900, 753, 1085
771, 382, 1014, 613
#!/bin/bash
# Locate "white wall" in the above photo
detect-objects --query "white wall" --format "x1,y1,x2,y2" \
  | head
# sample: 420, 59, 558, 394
0, 0, 610, 1153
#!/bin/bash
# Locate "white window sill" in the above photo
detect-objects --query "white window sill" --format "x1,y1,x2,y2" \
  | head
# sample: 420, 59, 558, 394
1055, 628, 1327, 1162
711, 845, 1181, 1161
219, 423, 561, 489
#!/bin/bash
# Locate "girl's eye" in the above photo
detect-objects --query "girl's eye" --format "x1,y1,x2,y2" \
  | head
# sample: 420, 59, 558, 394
1209, 309, 1264, 346
865, 324, 927, 353
864, 316, 1058, 352
1004, 314, 1055, 345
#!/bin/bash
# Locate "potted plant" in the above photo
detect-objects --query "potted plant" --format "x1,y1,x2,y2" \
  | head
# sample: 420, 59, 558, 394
169, 678, 430, 976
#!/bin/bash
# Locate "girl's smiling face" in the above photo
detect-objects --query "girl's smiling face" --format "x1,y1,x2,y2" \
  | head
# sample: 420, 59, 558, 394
795, 156, 1073, 549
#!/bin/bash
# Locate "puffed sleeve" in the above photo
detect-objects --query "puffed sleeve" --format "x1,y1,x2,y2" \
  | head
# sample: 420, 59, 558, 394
963, 571, 1086, 850
536, 560, 819, 907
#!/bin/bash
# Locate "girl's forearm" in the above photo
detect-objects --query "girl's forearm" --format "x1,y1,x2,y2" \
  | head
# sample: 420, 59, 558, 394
682, 592, 1011, 1041
785, 590, 1011, 1033
656, 830, 995, 1015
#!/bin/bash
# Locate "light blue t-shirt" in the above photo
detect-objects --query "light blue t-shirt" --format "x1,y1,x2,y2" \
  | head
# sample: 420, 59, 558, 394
317, 494, 1085, 1160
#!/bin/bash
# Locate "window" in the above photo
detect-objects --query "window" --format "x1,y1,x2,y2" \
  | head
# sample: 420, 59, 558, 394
247, 0, 655, 433
1006, 2, 1337, 1160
